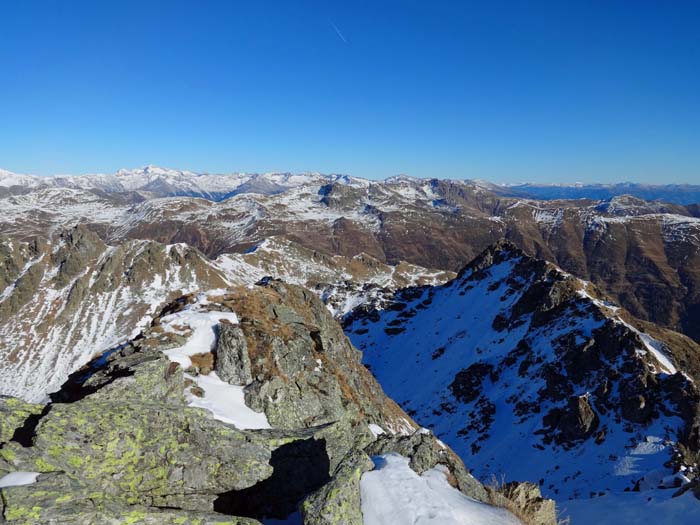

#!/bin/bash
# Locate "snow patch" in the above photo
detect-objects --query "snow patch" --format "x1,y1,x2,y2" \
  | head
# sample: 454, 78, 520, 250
0, 471, 40, 488
185, 371, 270, 430
368, 424, 385, 437
157, 293, 269, 429
160, 310, 238, 368
360, 454, 521, 525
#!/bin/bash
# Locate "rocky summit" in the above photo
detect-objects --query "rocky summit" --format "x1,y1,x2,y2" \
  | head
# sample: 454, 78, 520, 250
0, 280, 549, 524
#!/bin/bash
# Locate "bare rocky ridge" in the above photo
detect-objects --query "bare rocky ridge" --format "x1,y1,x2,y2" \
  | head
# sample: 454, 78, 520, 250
345, 241, 700, 516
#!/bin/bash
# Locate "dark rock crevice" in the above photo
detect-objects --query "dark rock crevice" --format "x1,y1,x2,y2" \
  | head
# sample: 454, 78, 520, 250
213, 437, 330, 520
10, 404, 52, 447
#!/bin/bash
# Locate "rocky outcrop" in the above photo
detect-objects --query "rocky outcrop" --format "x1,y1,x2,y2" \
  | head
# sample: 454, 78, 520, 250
0, 470, 264, 525
198, 281, 416, 468
0, 397, 43, 445
543, 395, 600, 446
215, 323, 253, 385
301, 449, 374, 525
0, 281, 532, 524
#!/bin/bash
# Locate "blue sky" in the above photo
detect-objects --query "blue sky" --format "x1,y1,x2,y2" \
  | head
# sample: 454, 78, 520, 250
0, 0, 698, 183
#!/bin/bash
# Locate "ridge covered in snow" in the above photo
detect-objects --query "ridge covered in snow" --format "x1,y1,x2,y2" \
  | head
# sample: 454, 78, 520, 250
345, 242, 700, 522
0, 165, 359, 200
360, 454, 520, 525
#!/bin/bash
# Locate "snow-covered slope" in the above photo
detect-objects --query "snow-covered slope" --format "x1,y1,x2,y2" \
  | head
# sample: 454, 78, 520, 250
345, 241, 700, 521
0, 227, 232, 401
0, 227, 451, 402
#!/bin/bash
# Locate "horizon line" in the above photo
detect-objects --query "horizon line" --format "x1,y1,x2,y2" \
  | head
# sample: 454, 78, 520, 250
1, 165, 699, 188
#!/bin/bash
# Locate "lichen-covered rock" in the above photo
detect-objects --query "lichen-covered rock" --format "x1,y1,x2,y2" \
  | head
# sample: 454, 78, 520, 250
29, 401, 274, 507
0, 471, 262, 524
215, 323, 253, 385
301, 449, 374, 525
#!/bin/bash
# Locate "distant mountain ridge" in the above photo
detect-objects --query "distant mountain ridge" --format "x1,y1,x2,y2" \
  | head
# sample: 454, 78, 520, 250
3, 165, 699, 204
2, 169, 699, 343
0, 165, 366, 201
496, 182, 700, 205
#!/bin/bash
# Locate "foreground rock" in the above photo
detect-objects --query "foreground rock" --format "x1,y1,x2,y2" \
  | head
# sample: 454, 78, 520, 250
1, 280, 548, 523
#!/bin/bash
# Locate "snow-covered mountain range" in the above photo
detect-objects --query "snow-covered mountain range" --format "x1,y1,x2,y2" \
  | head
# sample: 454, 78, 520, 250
0, 165, 362, 201
3, 166, 699, 205
2, 166, 699, 343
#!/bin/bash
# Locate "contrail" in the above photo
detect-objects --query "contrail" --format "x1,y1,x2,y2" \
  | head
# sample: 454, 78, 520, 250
330, 21, 348, 44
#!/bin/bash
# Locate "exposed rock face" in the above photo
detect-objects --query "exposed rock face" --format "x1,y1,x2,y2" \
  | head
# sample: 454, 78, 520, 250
192, 281, 417, 467
301, 449, 374, 525
0, 470, 263, 525
215, 323, 253, 385
0, 397, 43, 444
346, 241, 700, 506
1, 282, 536, 524
544, 395, 600, 445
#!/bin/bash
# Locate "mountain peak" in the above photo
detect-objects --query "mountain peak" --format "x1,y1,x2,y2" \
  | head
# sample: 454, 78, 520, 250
455, 239, 528, 280
115, 165, 197, 177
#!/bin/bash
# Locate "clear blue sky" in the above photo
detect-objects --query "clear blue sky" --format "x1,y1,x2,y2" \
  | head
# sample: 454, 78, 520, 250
1, 1, 698, 183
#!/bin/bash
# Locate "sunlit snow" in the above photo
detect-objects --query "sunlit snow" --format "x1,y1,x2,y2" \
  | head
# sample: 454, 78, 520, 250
360, 454, 520, 525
